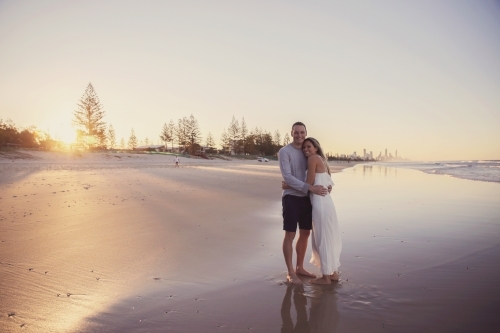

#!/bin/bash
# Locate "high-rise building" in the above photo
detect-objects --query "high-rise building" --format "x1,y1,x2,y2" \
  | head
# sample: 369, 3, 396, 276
396, 150, 398, 158
385, 149, 387, 157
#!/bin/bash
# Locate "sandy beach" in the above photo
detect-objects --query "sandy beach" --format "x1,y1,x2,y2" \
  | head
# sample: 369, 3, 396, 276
1, 151, 499, 333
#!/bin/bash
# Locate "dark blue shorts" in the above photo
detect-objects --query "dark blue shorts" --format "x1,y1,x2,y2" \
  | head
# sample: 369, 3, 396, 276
282, 195, 312, 232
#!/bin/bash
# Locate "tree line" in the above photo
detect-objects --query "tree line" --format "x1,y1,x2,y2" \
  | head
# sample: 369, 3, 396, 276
2, 83, 291, 156
72, 83, 290, 155
0, 119, 62, 150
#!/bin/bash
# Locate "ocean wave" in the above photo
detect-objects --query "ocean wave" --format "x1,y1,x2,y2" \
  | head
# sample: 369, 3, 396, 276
377, 161, 500, 183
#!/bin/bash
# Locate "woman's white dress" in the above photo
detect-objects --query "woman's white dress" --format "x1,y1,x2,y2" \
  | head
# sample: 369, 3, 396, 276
309, 172, 342, 275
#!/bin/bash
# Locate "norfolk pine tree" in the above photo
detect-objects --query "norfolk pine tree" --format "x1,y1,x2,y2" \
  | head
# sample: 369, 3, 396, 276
227, 116, 240, 154
73, 83, 107, 149
240, 117, 248, 155
205, 132, 215, 151
220, 129, 231, 154
167, 120, 175, 151
273, 130, 282, 153
128, 128, 138, 149
107, 124, 116, 149
186, 114, 202, 153
159, 123, 171, 151
175, 117, 189, 152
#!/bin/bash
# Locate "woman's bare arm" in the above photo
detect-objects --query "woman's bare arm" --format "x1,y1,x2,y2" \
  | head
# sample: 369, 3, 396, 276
305, 156, 317, 185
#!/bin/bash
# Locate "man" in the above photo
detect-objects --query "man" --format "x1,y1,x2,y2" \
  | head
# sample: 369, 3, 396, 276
278, 122, 328, 285
174, 155, 180, 167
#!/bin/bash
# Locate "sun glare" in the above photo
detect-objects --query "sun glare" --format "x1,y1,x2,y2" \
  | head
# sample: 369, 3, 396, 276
42, 114, 76, 145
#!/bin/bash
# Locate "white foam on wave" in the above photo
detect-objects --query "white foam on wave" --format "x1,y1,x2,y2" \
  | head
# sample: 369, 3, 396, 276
379, 161, 500, 183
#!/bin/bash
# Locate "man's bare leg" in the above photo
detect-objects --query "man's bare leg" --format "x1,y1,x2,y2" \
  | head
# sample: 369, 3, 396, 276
283, 231, 302, 285
311, 274, 332, 285
295, 229, 315, 278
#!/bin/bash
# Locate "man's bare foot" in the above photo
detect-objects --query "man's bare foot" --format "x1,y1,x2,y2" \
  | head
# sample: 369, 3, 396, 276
329, 271, 340, 281
287, 273, 303, 285
310, 276, 331, 285
296, 267, 316, 278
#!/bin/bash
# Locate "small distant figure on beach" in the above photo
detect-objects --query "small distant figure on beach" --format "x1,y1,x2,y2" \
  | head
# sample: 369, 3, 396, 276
174, 156, 180, 167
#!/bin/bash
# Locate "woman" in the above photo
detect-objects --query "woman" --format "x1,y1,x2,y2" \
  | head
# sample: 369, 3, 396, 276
285, 137, 342, 284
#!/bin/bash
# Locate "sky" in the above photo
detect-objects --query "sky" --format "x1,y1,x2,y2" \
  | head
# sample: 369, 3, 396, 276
1, 0, 499, 161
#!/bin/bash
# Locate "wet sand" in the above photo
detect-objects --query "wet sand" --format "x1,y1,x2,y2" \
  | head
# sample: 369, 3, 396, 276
0, 152, 499, 332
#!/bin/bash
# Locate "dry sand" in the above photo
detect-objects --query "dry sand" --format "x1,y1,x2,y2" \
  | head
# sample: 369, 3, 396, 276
0, 151, 499, 332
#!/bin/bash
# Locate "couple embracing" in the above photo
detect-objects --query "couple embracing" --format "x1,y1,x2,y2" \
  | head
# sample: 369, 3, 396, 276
279, 121, 342, 285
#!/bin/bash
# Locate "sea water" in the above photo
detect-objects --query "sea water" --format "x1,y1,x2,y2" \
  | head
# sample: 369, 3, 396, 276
376, 160, 500, 183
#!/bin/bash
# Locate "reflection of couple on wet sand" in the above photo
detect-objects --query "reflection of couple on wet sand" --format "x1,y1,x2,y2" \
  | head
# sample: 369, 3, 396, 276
279, 121, 342, 285
281, 285, 339, 333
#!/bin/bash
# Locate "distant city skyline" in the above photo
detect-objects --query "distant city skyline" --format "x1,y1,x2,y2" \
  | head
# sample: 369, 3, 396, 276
1, 1, 499, 160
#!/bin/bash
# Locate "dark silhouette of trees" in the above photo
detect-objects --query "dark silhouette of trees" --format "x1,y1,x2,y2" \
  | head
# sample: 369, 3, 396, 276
186, 114, 202, 153
175, 117, 188, 151
170, 115, 202, 153
215, 117, 285, 156
0, 118, 58, 149
73, 83, 107, 149
1, 119, 17, 145
242, 127, 274, 155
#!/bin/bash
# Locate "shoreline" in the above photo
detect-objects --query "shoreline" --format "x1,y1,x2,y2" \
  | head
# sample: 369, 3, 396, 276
0, 149, 362, 173
374, 160, 500, 184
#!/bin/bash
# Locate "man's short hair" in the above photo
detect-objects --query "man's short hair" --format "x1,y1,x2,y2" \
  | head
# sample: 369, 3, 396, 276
292, 121, 307, 132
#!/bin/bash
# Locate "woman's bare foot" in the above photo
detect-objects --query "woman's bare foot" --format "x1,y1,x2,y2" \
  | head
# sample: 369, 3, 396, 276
329, 271, 340, 281
287, 273, 303, 285
310, 276, 331, 285
296, 267, 316, 278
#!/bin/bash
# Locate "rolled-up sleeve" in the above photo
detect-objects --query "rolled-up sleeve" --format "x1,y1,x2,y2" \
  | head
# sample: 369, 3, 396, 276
278, 150, 309, 194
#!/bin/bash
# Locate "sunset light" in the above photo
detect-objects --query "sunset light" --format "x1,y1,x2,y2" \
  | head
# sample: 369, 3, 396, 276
1, 2, 499, 332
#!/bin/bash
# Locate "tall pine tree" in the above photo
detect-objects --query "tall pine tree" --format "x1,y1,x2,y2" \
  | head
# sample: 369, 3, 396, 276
73, 83, 106, 149
159, 123, 171, 151
128, 128, 138, 149
107, 124, 116, 149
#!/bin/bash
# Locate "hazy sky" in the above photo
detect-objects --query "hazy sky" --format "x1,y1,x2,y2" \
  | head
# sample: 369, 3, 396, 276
1, 0, 499, 160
